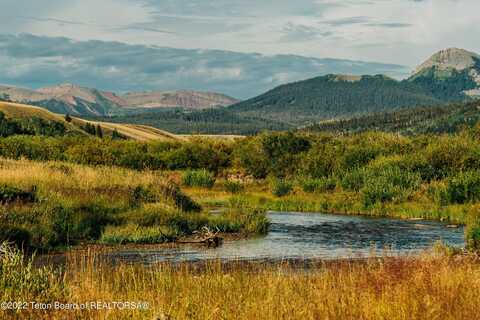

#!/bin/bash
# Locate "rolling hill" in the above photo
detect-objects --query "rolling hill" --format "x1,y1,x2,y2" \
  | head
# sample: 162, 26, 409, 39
0, 101, 183, 142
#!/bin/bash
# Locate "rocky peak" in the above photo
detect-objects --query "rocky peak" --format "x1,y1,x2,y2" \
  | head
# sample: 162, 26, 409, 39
414, 48, 480, 74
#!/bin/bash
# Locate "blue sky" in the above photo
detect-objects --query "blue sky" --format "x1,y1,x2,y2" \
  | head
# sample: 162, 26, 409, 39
1, 0, 479, 98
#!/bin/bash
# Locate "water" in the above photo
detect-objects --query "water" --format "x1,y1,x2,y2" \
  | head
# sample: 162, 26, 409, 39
106, 212, 465, 264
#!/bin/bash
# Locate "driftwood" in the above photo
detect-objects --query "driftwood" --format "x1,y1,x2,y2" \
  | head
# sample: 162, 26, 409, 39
177, 227, 223, 248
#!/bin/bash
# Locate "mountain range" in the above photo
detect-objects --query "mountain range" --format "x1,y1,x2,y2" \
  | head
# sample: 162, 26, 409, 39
0, 84, 239, 117
227, 48, 480, 125
1, 47, 480, 134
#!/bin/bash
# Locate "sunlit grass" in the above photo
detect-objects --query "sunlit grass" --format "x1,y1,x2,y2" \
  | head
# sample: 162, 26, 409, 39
1, 244, 479, 320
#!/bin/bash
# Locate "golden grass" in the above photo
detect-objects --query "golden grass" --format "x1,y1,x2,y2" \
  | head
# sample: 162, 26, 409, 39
0, 158, 166, 192
2, 250, 479, 320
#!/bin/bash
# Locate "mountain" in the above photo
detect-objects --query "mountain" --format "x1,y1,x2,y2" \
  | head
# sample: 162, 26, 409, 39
227, 74, 442, 125
408, 48, 480, 100
121, 90, 239, 110
0, 84, 238, 117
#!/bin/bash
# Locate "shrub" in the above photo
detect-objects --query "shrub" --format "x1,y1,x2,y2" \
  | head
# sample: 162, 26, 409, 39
271, 179, 293, 197
302, 177, 337, 193
446, 171, 480, 204
340, 169, 367, 192
224, 180, 245, 194
159, 182, 201, 212
360, 166, 421, 208
361, 180, 400, 208
466, 206, 480, 251
182, 170, 216, 188
130, 185, 157, 206
0, 184, 36, 204
0, 225, 31, 248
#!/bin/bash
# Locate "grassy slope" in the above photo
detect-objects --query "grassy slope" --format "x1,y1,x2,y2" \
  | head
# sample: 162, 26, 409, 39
0, 101, 183, 142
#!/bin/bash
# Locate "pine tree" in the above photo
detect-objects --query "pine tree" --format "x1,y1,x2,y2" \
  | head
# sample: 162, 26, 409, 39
95, 124, 103, 138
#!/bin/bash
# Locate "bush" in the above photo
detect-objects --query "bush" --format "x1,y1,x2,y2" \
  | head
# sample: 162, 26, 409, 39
130, 185, 157, 206
159, 182, 202, 212
361, 180, 400, 208
0, 184, 36, 204
271, 179, 293, 197
360, 166, 421, 208
340, 169, 367, 192
466, 206, 480, 251
182, 170, 216, 188
302, 177, 337, 193
446, 171, 480, 204
0, 225, 31, 248
224, 180, 245, 194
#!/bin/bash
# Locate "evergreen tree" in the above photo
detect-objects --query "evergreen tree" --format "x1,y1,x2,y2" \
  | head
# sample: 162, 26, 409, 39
95, 124, 103, 138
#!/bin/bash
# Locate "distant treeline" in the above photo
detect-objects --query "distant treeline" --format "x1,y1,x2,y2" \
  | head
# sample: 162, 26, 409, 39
95, 108, 292, 135
305, 101, 480, 135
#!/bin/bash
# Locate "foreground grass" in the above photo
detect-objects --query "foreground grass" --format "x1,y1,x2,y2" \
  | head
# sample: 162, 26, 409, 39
1, 244, 479, 320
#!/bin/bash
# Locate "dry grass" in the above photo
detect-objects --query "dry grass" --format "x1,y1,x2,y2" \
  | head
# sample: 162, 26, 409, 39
2, 249, 479, 320
0, 158, 165, 192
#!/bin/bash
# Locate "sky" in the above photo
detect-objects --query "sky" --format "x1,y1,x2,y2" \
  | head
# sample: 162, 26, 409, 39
1, 0, 479, 98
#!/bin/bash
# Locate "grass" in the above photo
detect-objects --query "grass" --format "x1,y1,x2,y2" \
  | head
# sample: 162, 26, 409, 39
1, 243, 479, 319
0, 158, 268, 249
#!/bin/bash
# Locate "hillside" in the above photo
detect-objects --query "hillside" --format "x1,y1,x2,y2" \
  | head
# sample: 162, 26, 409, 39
0, 101, 182, 142
0, 84, 238, 117
304, 100, 480, 135
227, 74, 442, 125
408, 48, 480, 100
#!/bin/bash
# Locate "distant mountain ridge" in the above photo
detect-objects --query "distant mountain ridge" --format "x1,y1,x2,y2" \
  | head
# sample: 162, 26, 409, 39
0, 84, 238, 117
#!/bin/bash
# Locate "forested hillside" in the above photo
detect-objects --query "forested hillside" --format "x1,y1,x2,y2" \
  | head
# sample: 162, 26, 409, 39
305, 100, 480, 135
227, 75, 442, 125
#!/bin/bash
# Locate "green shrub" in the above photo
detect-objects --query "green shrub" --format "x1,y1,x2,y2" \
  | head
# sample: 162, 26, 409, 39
0, 225, 31, 248
361, 180, 400, 208
465, 206, 480, 251
182, 169, 216, 188
159, 182, 201, 212
224, 180, 245, 194
271, 179, 293, 197
446, 171, 480, 204
0, 184, 36, 204
302, 177, 337, 193
340, 169, 368, 192
360, 166, 421, 208
130, 185, 157, 206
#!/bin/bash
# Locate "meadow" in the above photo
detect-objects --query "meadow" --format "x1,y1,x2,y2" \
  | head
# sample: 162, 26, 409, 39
1, 242, 479, 320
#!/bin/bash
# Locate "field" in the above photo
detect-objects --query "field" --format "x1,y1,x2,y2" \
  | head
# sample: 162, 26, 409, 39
1, 244, 479, 320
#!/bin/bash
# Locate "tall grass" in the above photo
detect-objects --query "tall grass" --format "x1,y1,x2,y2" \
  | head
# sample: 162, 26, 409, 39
1, 246, 479, 319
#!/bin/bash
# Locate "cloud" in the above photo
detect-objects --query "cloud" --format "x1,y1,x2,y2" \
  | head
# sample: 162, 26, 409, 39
0, 34, 407, 99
